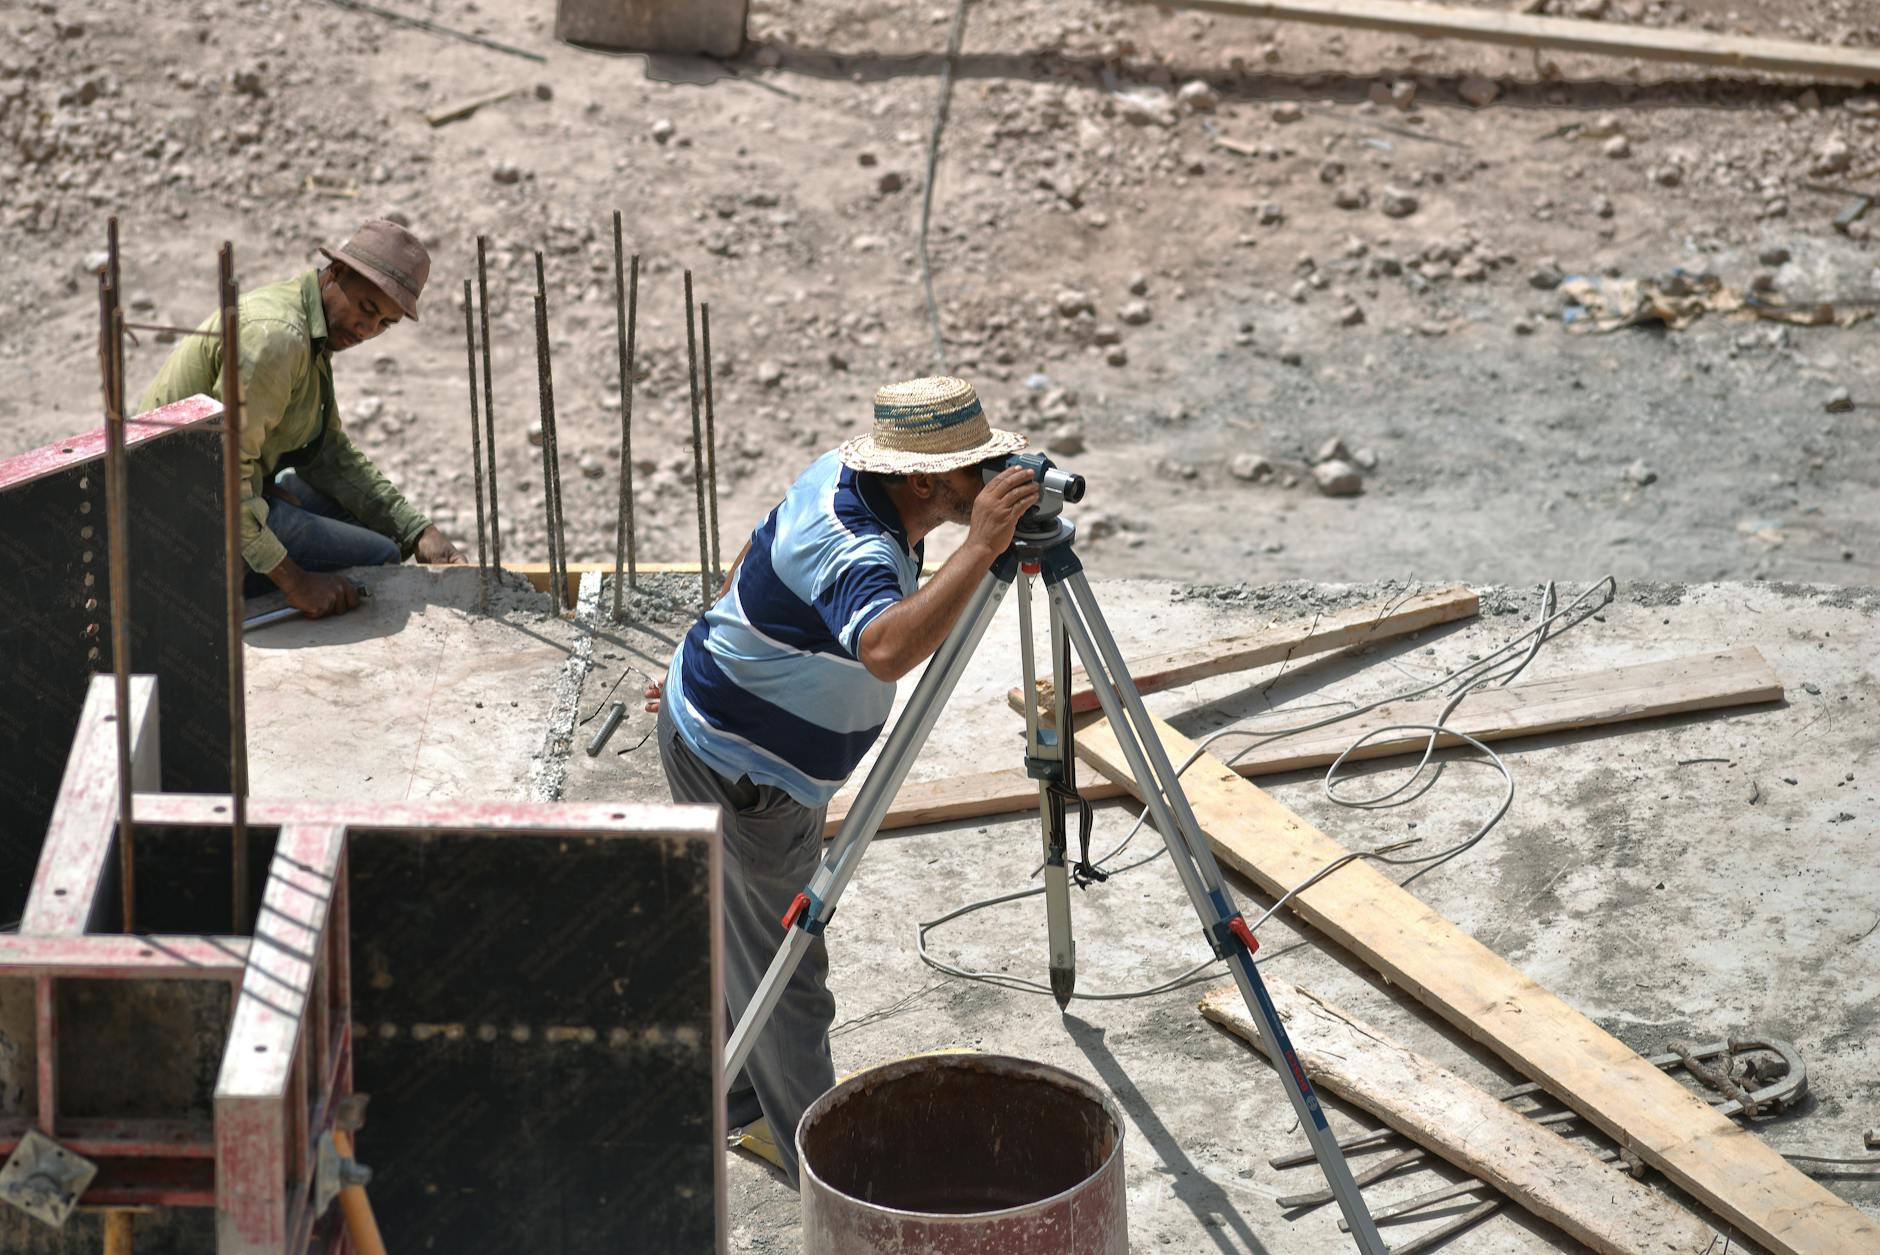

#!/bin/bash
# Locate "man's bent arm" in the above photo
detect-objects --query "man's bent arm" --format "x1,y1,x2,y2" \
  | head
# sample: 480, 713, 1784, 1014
301, 426, 431, 555
855, 539, 998, 682
856, 467, 1039, 682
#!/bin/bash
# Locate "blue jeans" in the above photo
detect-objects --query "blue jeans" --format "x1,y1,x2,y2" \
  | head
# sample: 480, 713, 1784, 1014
244, 469, 400, 596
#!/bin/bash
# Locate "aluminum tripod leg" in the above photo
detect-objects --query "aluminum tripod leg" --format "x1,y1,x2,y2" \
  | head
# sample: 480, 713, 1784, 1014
723, 567, 1013, 1087
1016, 572, 1076, 1007
1046, 568, 1388, 1255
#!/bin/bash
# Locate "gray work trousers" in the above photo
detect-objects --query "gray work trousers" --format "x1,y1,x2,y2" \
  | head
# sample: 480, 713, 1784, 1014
658, 702, 835, 1186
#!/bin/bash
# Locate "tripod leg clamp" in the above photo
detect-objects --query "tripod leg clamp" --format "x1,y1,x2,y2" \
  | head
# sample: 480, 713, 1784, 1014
1210, 914, 1260, 959
781, 891, 831, 936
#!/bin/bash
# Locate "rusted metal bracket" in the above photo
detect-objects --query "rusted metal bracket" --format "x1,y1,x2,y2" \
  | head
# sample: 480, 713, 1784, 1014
0, 1130, 99, 1228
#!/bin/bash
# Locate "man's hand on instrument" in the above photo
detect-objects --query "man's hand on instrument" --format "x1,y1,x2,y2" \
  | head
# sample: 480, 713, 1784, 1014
413, 525, 466, 565
644, 678, 663, 715
967, 466, 1041, 557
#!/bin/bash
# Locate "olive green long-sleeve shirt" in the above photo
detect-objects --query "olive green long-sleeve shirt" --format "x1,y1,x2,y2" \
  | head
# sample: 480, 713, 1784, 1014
138, 270, 430, 574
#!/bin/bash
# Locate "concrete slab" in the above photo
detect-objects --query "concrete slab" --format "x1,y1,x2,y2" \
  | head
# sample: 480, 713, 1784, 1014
260, 569, 1879, 1251
243, 566, 578, 802
568, 575, 1878, 1252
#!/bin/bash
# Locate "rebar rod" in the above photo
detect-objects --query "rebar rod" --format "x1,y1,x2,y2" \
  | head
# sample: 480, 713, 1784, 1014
531, 285, 563, 614
683, 271, 711, 613
476, 236, 501, 571
462, 279, 489, 613
701, 300, 722, 580
535, 252, 570, 613
610, 215, 637, 620
97, 245, 135, 935
106, 218, 124, 392
217, 245, 251, 931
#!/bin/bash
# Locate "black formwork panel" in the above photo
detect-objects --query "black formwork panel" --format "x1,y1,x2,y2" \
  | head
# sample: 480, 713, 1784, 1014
349, 825, 719, 1254
0, 397, 231, 923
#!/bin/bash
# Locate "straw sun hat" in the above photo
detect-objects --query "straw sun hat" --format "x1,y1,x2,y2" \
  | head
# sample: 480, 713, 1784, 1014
839, 377, 1027, 475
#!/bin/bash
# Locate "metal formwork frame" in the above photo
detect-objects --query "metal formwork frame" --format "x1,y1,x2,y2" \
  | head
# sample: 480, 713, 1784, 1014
2, 673, 725, 1253
1, 676, 248, 1215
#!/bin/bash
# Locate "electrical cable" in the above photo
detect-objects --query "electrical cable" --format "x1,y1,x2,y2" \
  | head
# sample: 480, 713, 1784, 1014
578, 662, 649, 726
915, 578, 1617, 1001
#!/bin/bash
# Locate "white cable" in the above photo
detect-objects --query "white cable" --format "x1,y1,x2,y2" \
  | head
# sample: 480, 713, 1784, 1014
914, 577, 1616, 1000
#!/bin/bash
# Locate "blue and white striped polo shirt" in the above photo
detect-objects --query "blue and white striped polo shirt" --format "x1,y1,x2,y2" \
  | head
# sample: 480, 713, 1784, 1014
665, 450, 924, 807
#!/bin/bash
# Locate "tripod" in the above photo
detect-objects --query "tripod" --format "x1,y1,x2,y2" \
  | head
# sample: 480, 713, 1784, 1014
724, 515, 1387, 1253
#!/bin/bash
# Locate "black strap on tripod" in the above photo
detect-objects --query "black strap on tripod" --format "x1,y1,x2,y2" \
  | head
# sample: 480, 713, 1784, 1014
1055, 690, 1107, 889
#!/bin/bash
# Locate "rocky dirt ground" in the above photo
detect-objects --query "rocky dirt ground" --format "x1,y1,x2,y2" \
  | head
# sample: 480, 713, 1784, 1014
4, 0, 1879, 591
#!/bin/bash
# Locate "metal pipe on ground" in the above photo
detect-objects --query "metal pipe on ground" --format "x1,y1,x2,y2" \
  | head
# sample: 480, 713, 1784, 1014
332, 1128, 388, 1255
102, 1210, 134, 1255
98, 224, 136, 933
701, 300, 722, 581
683, 271, 711, 613
462, 278, 490, 612
217, 243, 252, 931
476, 236, 502, 571
612, 214, 639, 620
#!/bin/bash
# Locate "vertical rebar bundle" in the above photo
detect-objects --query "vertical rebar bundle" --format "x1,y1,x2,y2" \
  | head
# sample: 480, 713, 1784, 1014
463, 279, 490, 612
533, 252, 569, 613
611, 214, 639, 621
476, 236, 502, 571
700, 301, 723, 581
683, 271, 711, 613
97, 220, 135, 933
216, 244, 252, 931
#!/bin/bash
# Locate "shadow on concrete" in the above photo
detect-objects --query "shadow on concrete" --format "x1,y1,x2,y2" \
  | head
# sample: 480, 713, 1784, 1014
1064, 1012, 1274, 1255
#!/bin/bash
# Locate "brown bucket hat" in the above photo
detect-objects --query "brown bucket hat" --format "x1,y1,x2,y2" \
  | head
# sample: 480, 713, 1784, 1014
318, 219, 431, 321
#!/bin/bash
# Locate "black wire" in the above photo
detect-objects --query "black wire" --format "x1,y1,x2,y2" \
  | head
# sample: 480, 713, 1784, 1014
579, 662, 648, 726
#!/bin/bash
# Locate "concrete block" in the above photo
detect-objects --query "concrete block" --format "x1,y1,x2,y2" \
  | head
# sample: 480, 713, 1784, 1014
556, 0, 748, 58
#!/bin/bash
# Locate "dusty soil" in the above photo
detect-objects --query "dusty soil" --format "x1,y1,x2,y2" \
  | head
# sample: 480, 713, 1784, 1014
6, 1, 1880, 1250
5, 0, 1879, 592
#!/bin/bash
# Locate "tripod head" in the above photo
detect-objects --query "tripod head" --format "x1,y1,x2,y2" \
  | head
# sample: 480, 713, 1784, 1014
982, 452, 1085, 526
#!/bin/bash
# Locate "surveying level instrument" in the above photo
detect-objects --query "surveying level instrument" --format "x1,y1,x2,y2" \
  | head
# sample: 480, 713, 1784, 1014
724, 463, 1387, 1253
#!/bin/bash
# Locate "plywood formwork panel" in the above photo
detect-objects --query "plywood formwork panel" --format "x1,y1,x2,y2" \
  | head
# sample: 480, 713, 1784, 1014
0, 396, 229, 923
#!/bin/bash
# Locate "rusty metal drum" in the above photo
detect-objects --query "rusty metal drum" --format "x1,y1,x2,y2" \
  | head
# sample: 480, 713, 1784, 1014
797, 1053, 1127, 1254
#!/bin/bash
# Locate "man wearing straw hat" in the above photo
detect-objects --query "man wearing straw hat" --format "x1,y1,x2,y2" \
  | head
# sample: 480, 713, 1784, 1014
140, 218, 464, 620
647, 376, 1040, 1184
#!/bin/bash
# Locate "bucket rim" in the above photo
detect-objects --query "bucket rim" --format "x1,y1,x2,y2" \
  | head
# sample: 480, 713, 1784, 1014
795, 1051, 1126, 1223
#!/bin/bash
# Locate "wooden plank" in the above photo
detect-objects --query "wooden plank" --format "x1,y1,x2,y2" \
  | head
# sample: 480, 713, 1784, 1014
1164, 0, 1880, 83
1074, 712, 1875, 1254
1201, 980, 1721, 1254
215, 822, 346, 1255
1019, 584, 1479, 716
0, 935, 248, 980
22, 675, 161, 936
827, 647, 1782, 834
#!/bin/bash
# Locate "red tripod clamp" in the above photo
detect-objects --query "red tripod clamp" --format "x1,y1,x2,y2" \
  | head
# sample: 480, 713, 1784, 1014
781, 892, 811, 931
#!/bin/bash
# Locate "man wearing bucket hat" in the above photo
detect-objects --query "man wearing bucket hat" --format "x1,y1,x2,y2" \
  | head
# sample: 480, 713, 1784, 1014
647, 376, 1040, 1183
140, 218, 464, 619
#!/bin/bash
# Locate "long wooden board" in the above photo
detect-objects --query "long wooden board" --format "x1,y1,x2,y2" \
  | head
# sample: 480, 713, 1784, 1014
1164, 0, 1880, 83
1073, 709, 1875, 1253
1021, 584, 1479, 716
1200, 981, 1721, 1254
825, 647, 1782, 834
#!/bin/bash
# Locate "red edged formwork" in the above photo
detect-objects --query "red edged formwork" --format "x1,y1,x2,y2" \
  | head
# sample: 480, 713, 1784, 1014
0, 675, 724, 1254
